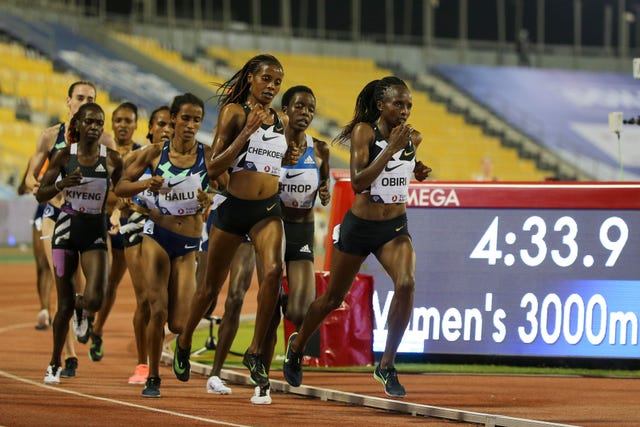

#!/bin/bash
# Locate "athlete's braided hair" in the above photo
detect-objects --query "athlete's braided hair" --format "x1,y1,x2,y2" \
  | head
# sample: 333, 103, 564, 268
68, 102, 104, 145
215, 54, 283, 107
333, 76, 407, 145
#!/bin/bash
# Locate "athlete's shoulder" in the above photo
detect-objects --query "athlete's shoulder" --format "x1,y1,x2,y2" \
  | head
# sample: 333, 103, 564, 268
220, 103, 245, 116
39, 123, 62, 144
99, 132, 117, 150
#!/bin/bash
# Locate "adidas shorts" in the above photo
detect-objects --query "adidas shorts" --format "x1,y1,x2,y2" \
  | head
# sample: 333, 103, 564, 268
120, 211, 147, 248
284, 220, 314, 262
51, 211, 108, 253
42, 203, 61, 222
212, 191, 281, 237
333, 210, 410, 257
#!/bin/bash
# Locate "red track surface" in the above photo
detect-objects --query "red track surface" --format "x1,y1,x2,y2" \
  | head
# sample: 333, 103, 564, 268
1, 262, 638, 426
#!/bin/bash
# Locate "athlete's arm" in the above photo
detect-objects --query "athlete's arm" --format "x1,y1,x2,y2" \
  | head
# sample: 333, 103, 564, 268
114, 144, 162, 197
410, 130, 431, 181
25, 126, 57, 192
205, 103, 264, 180
35, 148, 77, 203
314, 138, 331, 206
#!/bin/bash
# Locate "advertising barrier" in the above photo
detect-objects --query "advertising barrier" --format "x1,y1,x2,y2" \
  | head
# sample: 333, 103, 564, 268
325, 173, 640, 361
283, 271, 374, 367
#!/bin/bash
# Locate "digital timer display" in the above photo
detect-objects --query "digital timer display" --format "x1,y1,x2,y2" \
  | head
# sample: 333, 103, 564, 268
326, 179, 640, 360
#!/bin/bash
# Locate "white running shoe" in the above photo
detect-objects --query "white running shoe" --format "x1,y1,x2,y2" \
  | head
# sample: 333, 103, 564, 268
206, 375, 232, 395
73, 309, 90, 343
250, 384, 272, 405
35, 309, 50, 330
72, 309, 87, 337
43, 364, 61, 384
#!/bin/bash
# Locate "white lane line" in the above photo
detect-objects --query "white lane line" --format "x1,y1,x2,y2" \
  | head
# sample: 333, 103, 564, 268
0, 322, 34, 333
0, 370, 249, 427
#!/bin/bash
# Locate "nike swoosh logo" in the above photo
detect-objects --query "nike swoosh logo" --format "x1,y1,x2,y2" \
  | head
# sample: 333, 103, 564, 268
266, 203, 277, 211
403, 150, 414, 156
76, 178, 98, 186
168, 179, 185, 188
385, 164, 403, 172
184, 244, 198, 249
285, 171, 305, 179
395, 225, 405, 232
262, 134, 280, 141
174, 352, 186, 375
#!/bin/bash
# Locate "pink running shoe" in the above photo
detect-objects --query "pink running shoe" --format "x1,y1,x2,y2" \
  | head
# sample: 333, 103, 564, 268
128, 364, 149, 385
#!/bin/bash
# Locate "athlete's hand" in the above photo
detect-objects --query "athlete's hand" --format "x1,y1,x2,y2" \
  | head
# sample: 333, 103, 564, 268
283, 143, 301, 166
146, 175, 164, 193
108, 208, 121, 235
115, 197, 131, 211
414, 160, 432, 181
31, 180, 41, 195
197, 188, 212, 212
388, 124, 413, 153
58, 168, 83, 190
243, 104, 267, 137
318, 180, 331, 206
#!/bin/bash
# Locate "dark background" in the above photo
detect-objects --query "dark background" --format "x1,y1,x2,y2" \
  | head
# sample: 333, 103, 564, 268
101, 0, 640, 47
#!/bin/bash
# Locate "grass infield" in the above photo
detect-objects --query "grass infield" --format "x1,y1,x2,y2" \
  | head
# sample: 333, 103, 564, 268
186, 321, 640, 378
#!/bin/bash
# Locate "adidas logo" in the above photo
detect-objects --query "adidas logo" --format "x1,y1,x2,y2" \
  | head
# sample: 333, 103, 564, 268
304, 156, 315, 165
95, 164, 106, 172
94, 237, 105, 245
299, 244, 311, 253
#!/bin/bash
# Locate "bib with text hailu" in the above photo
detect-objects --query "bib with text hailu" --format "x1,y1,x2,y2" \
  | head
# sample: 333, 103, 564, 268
157, 174, 203, 216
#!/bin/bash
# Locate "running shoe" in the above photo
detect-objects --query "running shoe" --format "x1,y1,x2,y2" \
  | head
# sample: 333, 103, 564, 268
72, 308, 85, 337
172, 335, 191, 382
43, 364, 61, 384
282, 332, 303, 387
206, 375, 232, 395
242, 352, 269, 387
373, 364, 406, 398
141, 376, 161, 398
250, 383, 272, 405
35, 309, 50, 330
74, 310, 92, 344
128, 364, 149, 385
60, 357, 78, 378
89, 333, 103, 361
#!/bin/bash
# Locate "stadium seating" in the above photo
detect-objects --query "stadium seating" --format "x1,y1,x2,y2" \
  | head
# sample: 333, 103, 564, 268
0, 17, 549, 186
0, 40, 151, 186
205, 47, 547, 181
111, 32, 227, 90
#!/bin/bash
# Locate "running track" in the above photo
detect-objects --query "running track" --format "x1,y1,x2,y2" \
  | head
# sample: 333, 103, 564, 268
1, 262, 638, 427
